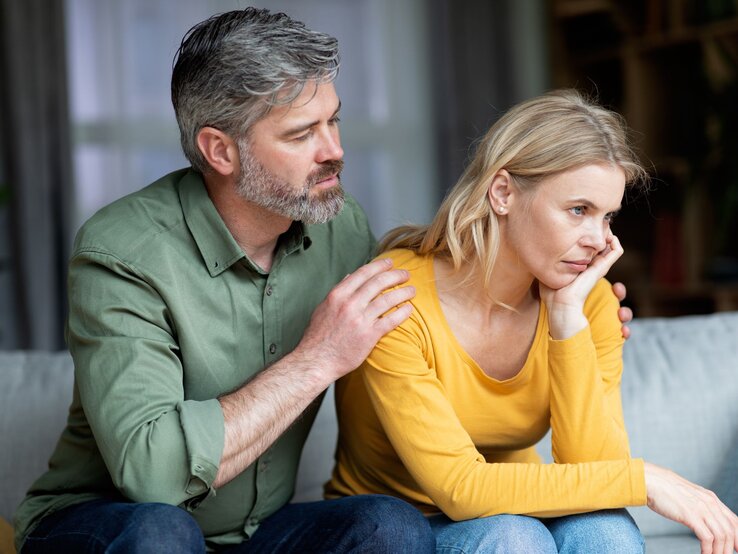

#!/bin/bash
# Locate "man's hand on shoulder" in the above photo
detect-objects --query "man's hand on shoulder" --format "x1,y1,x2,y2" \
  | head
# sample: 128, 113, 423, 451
296, 258, 415, 382
611, 281, 633, 339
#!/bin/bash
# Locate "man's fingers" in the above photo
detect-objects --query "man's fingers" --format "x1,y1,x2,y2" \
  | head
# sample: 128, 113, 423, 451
618, 306, 633, 325
337, 258, 395, 295
612, 281, 627, 302
373, 302, 413, 334
352, 267, 411, 306
366, 285, 416, 320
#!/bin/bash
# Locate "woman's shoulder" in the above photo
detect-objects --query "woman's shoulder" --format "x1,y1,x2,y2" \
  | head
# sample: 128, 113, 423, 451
375, 248, 433, 278
583, 277, 621, 328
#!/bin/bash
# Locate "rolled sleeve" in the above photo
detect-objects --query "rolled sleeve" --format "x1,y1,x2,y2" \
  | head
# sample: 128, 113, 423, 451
68, 249, 225, 506
178, 398, 224, 496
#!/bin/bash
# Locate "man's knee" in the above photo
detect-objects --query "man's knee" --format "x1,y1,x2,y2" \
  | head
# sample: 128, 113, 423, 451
344, 495, 435, 553
111, 503, 205, 554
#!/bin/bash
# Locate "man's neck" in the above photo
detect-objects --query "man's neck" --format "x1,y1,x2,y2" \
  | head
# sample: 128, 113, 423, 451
203, 174, 292, 272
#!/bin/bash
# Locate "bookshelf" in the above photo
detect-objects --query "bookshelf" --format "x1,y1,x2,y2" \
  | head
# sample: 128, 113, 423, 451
549, 0, 738, 316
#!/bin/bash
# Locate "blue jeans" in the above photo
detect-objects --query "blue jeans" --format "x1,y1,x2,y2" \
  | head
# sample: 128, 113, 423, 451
21, 495, 435, 553
429, 509, 644, 553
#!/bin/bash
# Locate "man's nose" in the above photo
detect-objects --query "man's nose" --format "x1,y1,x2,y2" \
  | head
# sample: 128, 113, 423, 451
315, 127, 343, 163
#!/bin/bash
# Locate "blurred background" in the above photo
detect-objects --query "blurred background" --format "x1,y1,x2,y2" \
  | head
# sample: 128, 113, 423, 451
1, 0, 737, 350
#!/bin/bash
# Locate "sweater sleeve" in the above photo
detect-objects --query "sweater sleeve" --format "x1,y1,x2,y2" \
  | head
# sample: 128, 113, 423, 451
361, 304, 646, 521
547, 279, 631, 463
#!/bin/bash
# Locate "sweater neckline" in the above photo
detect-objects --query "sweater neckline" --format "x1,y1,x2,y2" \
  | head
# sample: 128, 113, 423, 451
422, 254, 546, 387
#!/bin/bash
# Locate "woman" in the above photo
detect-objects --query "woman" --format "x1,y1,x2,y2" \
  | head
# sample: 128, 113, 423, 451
326, 90, 738, 553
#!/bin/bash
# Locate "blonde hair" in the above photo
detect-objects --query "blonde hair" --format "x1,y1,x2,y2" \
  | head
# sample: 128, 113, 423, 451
380, 89, 649, 288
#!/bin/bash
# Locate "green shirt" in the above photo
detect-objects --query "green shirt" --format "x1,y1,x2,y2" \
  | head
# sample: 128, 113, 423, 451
14, 168, 376, 550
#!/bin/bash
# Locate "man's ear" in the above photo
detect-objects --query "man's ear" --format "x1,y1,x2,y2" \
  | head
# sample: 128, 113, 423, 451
487, 169, 514, 215
196, 127, 240, 176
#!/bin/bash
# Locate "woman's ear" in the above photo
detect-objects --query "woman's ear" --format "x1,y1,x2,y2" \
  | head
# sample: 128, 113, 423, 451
196, 127, 240, 176
487, 169, 514, 215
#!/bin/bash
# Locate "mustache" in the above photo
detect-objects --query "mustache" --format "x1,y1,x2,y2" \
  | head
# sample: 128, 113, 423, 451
308, 160, 345, 186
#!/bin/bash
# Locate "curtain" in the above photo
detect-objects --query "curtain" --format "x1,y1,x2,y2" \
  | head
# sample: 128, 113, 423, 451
0, 0, 74, 350
429, 0, 549, 192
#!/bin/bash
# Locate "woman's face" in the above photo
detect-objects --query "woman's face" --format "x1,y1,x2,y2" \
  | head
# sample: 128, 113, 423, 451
502, 163, 626, 290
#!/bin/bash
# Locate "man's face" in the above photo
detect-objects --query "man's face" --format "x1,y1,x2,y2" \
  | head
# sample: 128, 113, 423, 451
235, 81, 345, 224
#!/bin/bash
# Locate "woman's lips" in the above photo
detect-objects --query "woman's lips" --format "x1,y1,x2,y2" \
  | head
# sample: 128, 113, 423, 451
563, 260, 590, 272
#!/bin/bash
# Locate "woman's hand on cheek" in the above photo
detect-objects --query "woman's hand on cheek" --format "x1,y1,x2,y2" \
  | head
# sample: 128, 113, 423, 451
541, 233, 624, 340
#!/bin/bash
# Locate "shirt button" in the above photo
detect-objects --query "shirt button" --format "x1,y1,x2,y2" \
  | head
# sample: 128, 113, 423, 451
265, 285, 273, 296
269, 343, 277, 354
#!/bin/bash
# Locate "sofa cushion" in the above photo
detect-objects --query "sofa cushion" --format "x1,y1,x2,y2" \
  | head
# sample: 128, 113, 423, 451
0, 351, 74, 521
622, 313, 738, 538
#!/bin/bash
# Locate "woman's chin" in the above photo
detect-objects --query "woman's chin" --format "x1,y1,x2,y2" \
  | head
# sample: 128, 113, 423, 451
538, 273, 577, 291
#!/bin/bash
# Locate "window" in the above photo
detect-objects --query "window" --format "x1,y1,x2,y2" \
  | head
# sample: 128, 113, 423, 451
65, 0, 438, 236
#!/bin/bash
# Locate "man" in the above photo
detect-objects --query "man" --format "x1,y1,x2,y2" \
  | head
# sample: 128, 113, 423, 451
15, 8, 433, 553
15, 7, 632, 553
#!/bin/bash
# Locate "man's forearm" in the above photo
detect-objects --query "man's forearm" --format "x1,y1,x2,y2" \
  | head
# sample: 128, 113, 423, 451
213, 349, 331, 488
214, 258, 415, 488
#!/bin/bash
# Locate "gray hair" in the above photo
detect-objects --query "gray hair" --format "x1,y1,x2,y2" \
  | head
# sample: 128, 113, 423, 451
171, 8, 340, 173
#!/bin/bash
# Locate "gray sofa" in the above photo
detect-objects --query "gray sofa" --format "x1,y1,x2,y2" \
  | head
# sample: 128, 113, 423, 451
2, 312, 738, 553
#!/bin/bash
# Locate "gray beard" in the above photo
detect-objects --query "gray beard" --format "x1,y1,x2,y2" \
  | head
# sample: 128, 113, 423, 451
235, 140, 345, 225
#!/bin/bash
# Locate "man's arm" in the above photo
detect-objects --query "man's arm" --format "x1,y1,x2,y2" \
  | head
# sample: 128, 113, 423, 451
214, 258, 414, 488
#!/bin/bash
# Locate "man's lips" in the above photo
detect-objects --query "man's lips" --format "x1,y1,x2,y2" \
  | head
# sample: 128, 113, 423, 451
313, 174, 339, 189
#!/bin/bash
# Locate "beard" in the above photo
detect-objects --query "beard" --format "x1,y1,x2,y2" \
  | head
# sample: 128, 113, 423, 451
235, 139, 345, 225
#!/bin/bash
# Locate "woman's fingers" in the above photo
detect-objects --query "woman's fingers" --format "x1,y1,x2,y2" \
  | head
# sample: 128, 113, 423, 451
644, 463, 738, 554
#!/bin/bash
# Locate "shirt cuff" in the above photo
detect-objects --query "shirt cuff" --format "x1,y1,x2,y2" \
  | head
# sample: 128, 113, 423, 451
177, 398, 225, 498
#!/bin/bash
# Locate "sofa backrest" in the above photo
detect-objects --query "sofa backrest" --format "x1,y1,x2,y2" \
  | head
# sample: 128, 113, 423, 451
620, 312, 738, 537
0, 351, 74, 521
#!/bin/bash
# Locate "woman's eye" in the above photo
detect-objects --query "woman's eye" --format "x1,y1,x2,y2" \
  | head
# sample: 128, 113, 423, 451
570, 206, 585, 216
294, 131, 312, 142
605, 212, 617, 223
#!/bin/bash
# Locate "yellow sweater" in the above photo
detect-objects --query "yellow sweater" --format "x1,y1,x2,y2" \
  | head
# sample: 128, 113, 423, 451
326, 249, 647, 521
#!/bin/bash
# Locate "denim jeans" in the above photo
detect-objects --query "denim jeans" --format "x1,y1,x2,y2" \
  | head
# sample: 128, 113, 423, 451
21, 494, 435, 554
428, 508, 644, 553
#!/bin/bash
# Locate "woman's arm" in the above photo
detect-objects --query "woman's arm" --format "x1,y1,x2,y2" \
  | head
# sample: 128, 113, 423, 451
540, 233, 738, 552
546, 278, 631, 463
360, 316, 646, 521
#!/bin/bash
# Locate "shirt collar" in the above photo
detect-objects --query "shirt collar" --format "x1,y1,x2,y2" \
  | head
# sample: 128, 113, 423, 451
178, 170, 313, 277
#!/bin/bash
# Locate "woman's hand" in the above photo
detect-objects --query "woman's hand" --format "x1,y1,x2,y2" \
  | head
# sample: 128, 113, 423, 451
541, 233, 624, 339
644, 461, 738, 554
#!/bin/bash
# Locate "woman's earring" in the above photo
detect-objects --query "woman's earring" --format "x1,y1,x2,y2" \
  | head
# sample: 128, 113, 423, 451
497, 206, 506, 214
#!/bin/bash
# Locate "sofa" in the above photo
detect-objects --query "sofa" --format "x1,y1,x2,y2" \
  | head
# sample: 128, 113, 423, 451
2, 312, 737, 554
